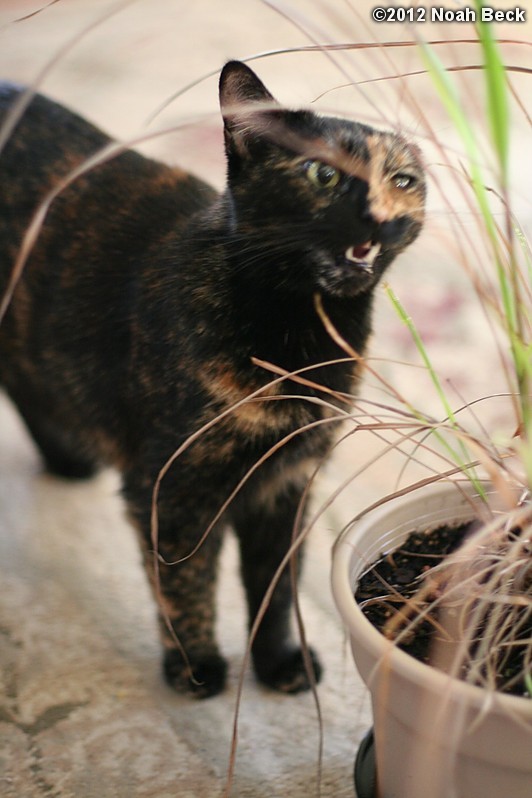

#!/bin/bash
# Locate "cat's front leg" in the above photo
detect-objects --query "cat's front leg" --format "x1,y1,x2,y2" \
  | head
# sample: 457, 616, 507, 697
124, 473, 227, 699
232, 481, 322, 694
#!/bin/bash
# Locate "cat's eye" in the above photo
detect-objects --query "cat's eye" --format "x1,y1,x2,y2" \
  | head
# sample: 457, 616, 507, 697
306, 160, 341, 189
392, 173, 416, 190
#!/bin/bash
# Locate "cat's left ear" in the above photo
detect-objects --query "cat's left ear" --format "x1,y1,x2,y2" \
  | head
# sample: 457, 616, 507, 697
219, 61, 279, 158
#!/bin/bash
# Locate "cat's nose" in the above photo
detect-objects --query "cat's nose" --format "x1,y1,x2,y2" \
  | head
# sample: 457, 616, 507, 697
358, 207, 381, 238
359, 201, 409, 245
374, 217, 411, 246
362, 202, 393, 226
370, 207, 392, 225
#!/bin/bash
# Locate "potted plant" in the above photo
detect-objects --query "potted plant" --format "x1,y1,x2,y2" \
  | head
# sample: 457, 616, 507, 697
331, 9, 531, 798
332, 480, 531, 798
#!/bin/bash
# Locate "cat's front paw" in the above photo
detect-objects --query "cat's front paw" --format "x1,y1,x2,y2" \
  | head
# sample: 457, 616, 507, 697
163, 650, 228, 699
254, 645, 323, 694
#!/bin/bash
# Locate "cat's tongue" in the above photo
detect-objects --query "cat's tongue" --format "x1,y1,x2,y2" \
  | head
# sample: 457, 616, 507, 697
345, 241, 381, 270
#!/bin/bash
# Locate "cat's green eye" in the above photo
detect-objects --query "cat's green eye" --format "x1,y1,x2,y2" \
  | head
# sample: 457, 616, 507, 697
306, 160, 341, 189
393, 173, 416, 190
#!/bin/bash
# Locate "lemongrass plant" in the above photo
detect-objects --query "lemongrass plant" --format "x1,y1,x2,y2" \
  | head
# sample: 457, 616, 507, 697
347, 2, 532, 698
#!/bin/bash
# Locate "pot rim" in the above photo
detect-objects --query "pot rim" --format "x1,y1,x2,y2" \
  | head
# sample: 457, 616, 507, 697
331, 478, 532, 717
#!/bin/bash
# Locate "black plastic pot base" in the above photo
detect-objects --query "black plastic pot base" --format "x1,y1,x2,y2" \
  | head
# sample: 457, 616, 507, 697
354, 727, 377, 798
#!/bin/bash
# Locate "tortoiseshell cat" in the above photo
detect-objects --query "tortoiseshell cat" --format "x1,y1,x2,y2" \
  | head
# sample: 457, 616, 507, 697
0, 62, 425, 697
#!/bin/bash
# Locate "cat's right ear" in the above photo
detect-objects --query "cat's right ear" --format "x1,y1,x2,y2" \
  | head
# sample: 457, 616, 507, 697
219, 61, 279, 159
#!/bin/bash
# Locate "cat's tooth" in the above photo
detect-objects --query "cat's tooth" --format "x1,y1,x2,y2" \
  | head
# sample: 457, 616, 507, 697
344, 246, 362, 264
344, 242, 381, 269
366, 242, 381, 265
345, 246, 355, 263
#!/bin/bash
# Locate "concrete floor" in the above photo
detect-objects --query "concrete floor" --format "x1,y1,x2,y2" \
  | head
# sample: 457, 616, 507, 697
0, 393, 373, 798
0, 1, 530, 796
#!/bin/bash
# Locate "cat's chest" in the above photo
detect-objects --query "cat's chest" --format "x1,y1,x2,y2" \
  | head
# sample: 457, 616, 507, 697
198, 359, 340, 439
193, 361, 338, 510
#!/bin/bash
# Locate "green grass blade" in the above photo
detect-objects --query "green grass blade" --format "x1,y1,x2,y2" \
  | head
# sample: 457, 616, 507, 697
385, 285, 482, 488
420, 33, 528, 443
474, 0, 509, 182
418, 40, 495, 243
386, 285, 457, 425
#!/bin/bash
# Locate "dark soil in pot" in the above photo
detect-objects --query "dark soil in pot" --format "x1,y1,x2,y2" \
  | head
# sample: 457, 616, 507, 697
355, 521, 531, 698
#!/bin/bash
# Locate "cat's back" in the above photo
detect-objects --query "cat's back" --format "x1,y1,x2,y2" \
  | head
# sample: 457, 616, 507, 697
0, 81, 116, 199
0, 81, 110, 150
0, 81, 218, 281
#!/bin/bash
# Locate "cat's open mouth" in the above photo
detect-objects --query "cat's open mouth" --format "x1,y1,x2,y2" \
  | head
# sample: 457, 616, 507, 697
344, 241, 381, 271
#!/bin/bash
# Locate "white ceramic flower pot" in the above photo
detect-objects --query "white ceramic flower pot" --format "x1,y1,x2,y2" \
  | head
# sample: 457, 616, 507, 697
331, 480, 532, 798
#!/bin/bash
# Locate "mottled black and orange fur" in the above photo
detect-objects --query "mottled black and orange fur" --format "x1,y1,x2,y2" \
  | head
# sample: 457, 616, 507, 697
0, 63, 425, 697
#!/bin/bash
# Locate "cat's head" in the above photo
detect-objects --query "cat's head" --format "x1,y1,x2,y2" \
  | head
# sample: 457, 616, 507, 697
219, 60, 425, 299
